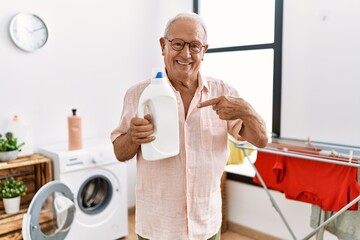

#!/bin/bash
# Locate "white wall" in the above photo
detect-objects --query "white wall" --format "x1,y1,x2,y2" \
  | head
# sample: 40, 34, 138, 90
0, 0, 192, 208
281, 0, 360, 146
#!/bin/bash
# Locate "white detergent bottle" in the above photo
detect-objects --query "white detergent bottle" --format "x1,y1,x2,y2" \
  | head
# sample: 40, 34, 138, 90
5, 115, 33, 157
137, 69, 180, 160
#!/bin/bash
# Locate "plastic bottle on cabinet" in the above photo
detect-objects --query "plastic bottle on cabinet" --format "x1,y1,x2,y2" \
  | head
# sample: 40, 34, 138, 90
137, 69, 179, 160
5, 115, 33, 157
68, 109, 83, 150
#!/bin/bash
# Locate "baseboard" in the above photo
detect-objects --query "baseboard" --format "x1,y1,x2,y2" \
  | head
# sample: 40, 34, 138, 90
228, 221, 281, 240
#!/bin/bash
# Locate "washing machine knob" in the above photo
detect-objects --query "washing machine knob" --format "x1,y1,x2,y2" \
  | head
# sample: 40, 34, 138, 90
92, 152, 104, 163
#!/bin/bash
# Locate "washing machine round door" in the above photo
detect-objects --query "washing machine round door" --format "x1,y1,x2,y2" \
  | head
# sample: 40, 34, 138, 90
22, 181, 76, 240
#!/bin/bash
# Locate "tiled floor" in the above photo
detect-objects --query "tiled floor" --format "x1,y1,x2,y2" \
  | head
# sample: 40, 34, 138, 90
124, 213, 255, 240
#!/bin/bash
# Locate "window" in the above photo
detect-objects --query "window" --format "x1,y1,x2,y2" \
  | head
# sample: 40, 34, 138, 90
194, 0, 283, 178
198, 0, 275, 48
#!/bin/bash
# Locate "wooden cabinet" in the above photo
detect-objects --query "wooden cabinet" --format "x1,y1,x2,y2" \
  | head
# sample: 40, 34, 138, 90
0, 154, 53, 240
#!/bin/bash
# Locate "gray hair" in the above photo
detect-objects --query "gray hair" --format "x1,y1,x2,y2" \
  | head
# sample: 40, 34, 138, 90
164, 12, 207, 44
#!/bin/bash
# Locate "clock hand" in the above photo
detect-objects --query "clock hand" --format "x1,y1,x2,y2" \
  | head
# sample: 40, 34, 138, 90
31, 27, 45, 33
20, 26, 32, 33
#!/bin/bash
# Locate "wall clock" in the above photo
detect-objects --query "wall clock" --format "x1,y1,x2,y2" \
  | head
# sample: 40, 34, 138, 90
9, 13, 49, 52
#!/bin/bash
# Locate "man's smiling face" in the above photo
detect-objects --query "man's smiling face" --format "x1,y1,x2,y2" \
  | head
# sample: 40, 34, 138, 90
161, 19, 208, 83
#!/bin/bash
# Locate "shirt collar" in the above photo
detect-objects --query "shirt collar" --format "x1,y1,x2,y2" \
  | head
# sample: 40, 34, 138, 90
198, 72, 209, 93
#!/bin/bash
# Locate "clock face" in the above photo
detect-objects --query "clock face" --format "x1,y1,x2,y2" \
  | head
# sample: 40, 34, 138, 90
9, 13, 49, 52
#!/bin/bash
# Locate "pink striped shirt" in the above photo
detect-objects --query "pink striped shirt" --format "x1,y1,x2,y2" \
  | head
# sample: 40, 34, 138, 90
111, 73, 242, 239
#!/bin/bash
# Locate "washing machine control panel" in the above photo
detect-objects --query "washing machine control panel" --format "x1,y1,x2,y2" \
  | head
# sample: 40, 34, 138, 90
62, 151, 92, 170
39, 139, 118, 175
91, 152, 105, 163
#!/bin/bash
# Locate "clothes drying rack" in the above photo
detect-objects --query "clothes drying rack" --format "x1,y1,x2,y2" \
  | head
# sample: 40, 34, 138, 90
231, 138, 360, 240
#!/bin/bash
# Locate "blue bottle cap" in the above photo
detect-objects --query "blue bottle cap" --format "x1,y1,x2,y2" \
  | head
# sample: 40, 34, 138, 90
155, 72, 163, 78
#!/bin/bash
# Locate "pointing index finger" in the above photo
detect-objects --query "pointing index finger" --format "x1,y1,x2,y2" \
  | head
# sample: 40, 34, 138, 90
197, 97, 220, 108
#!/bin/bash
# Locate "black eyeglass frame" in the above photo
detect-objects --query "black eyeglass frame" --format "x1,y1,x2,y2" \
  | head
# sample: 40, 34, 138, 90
164, 37, 206, 54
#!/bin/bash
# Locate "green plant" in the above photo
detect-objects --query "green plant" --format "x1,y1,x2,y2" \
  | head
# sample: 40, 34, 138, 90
0, 177, 27, 199
0, 132, 25, 152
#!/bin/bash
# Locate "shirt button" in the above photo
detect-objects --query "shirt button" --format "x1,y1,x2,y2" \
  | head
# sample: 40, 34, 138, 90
187, 168, 191, 172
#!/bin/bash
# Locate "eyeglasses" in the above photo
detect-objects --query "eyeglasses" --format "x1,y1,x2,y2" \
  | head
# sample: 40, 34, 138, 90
165, 37, 205, 54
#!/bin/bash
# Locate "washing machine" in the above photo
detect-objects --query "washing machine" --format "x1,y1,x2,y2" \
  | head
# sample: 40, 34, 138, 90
23, 139, 128, 240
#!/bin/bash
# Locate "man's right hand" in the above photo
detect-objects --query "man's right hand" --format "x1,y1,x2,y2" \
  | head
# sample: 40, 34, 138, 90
129, 114, 156, 145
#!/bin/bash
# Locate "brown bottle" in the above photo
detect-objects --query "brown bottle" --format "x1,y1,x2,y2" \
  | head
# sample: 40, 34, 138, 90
68, 109, 82, 150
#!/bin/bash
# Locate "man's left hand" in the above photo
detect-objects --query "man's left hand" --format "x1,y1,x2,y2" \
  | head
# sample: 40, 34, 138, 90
197, 96, 252, 120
